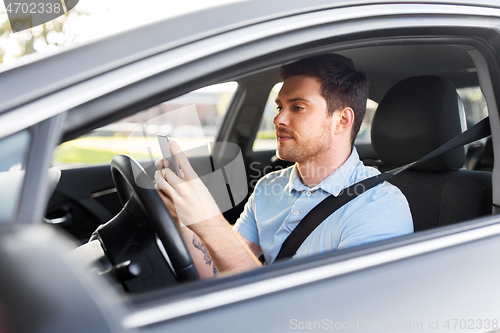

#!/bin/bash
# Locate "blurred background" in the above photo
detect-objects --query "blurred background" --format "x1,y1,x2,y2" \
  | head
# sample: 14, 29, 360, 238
0, 0, 243, 64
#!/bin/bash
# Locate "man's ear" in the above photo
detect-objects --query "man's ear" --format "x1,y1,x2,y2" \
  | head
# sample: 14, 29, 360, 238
334, 107, 354, 135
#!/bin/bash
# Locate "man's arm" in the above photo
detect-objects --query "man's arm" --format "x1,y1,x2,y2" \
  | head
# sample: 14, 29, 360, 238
156, 187, 261, 278
185, 215, 262, 273
238, 232, 262, 258
175, 223, 217, 279
154, 140, 261, 276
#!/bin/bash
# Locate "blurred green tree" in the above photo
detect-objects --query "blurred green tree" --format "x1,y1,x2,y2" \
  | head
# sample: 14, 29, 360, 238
0, 7, 87, 64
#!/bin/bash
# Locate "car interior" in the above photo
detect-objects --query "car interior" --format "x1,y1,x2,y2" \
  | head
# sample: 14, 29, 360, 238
42, 41, 493, 299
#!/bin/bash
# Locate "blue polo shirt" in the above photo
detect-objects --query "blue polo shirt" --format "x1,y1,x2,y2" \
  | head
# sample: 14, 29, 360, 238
233, 147, 413, 263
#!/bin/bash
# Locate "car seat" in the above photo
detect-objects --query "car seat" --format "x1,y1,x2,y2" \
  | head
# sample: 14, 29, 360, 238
371, 76, 492, 231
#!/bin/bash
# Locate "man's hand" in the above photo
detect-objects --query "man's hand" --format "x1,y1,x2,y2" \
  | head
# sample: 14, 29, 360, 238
153, 140, 261, 274
154, 140, 221, 228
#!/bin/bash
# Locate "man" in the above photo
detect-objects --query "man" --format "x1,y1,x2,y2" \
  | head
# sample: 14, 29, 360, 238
154, 54, 413, 278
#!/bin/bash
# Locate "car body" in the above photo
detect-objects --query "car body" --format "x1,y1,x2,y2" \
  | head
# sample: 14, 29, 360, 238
1, 0, 500, 332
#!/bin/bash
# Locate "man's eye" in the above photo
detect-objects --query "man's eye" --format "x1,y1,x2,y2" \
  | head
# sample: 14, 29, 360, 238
276, 106, 282, 112
293, 106, 304, 111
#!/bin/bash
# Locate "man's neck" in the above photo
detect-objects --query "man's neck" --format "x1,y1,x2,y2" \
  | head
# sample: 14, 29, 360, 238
296, 145, 352, 188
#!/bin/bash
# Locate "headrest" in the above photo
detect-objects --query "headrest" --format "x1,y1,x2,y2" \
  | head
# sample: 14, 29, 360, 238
371, 76, 465, 171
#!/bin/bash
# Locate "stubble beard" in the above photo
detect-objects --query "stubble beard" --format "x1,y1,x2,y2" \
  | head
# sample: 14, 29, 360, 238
276, 121, 333, 164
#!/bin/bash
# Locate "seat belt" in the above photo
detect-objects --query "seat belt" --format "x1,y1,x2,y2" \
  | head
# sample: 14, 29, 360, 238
275, 117, 491, 261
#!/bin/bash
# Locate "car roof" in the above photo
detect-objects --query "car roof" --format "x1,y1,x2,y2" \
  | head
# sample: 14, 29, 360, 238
0, 0, 498, 114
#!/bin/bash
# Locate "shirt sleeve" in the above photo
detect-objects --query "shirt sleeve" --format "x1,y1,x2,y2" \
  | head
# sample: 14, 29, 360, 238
233, 190, 260, 246
336, 182, 414, 250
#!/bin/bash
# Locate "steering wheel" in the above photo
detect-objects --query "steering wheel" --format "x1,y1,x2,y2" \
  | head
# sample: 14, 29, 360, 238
109, 154, 199, 281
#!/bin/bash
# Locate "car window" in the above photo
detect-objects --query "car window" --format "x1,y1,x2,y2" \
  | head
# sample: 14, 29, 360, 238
253, 82, 282, 151
354, 88, 486, 145
0, 130, 31, 222
457, 87, 488, 126
354, 99, 378, 145
252, 82, 379, 150
53, 82, 238, 167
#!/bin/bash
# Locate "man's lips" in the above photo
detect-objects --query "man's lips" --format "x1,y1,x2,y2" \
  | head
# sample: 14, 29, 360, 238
277, 134, 294, 141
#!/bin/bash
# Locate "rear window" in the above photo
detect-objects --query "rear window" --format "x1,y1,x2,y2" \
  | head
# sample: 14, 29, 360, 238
457, 87, 488, 126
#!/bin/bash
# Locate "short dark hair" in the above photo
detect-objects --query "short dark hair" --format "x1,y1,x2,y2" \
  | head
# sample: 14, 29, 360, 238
280, 54, 369, 145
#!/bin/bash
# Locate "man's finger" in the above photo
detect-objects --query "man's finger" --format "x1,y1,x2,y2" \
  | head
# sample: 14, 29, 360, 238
155, 186, 179, 221
162, 167, 184, 187
168, 140, 198, 180
155, 170, 174, 197
155, 158, 169, 170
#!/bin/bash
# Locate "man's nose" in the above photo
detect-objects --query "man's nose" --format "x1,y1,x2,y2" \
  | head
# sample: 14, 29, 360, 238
273, 109, 289, 127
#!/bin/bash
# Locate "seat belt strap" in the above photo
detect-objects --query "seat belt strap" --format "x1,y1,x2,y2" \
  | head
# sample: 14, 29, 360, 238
275, 117, 491, 261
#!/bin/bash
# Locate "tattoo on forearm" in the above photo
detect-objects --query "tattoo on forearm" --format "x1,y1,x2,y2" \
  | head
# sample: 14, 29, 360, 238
193, 234, 218, 275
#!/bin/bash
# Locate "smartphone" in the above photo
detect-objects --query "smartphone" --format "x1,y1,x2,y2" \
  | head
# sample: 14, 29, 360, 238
157, 134, 181, 177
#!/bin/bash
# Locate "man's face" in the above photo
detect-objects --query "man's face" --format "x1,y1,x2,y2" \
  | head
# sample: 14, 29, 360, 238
274, 75, 335, 163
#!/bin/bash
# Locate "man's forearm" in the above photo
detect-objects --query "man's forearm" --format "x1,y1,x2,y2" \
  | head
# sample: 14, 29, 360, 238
176, 225, 217, 279
187, 215, 262, 273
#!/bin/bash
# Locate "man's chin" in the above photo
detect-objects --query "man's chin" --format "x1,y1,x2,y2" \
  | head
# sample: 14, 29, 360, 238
276, 149, 297, 163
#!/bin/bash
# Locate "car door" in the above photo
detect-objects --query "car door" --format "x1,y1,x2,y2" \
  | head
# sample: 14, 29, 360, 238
5, 2, 500, 332
113, 3, 500, 332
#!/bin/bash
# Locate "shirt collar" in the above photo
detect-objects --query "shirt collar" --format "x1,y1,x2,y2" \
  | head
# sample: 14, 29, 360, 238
287, 147, 361, 196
